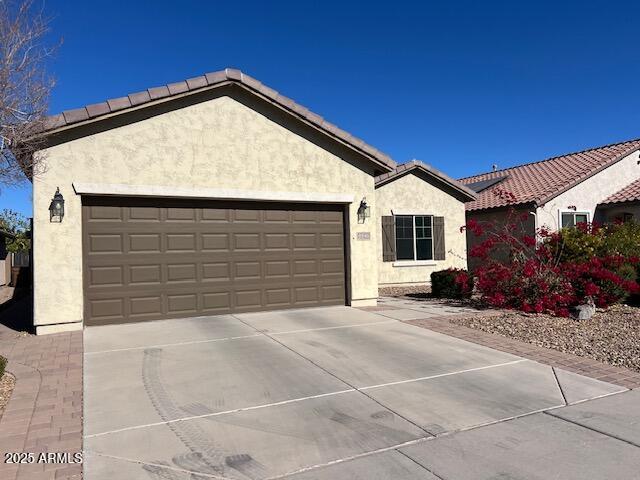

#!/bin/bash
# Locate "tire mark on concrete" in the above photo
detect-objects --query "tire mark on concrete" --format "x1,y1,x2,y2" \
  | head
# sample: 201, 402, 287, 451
142, 348, 267, 479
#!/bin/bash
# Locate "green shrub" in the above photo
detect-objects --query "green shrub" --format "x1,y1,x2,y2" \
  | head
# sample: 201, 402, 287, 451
552, 224, 605, 263
431, 269, 473, 299
603, 221, 640, 257
0, 356, 6, 378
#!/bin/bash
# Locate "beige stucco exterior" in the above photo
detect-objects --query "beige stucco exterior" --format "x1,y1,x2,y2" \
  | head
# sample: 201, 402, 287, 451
536, 149, 640, 230
376, 172, 468, 285
33, 94, 381, 332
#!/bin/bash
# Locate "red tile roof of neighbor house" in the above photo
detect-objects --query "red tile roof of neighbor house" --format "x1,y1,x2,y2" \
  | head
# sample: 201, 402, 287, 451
375, 160, 477, 201
459, 138, 640, 211
600, 177, 640, 205
42, 68, 397, 172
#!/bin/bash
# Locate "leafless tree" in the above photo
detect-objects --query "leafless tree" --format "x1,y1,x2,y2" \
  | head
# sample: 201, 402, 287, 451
0, 0, 59, 186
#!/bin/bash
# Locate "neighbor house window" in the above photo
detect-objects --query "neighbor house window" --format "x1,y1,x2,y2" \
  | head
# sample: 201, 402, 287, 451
394, 215, 433, 261
561, 212, 589, 228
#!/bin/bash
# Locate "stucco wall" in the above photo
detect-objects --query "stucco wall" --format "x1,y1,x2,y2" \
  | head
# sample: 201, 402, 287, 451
33, 94, 379, 329
375, 173, 468, 285
536, 150, 640, 230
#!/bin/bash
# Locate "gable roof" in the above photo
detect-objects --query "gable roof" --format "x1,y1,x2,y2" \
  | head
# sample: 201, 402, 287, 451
600, 177, 640, 206
41, 68, 396, 173
375, 160, 477, 202
459, 138, 640, 211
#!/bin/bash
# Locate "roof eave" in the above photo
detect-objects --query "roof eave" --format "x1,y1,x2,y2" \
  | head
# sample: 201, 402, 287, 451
376, 164, 477, 202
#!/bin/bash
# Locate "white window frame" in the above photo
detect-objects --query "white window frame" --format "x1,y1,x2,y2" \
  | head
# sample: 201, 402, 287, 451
393, 214, 434, 263
559, 211, 590, 228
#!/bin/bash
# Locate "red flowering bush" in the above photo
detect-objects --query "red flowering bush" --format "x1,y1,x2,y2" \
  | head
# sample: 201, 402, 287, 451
463, 190, 640, 316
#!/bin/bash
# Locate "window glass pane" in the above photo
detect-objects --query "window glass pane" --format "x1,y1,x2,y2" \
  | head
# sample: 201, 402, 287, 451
561, 213, 574, 228
397, 239, 415, 260
416, 216, 432, 239
416, 239, 433, 260
575, 214, 588, 224
395, 216, 415, 260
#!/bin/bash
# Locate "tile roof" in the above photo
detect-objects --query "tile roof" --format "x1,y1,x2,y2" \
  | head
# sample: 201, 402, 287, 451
459, 138, 640, 211
600, 177, 640, 205
43, 68, 396, 172
375, 159, 477, 201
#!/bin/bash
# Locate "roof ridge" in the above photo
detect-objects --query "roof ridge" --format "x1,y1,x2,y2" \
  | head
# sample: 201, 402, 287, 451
459, 136, 640, 181
41, 67, 397, 172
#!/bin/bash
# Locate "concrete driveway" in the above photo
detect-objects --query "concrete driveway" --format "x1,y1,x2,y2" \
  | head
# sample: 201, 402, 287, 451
83, 306, 640, 479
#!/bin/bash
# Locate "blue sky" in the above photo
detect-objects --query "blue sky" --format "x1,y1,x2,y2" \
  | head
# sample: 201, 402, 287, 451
3, 0, 640, 216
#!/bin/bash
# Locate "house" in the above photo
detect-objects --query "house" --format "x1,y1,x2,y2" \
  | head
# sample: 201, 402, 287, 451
27, 68, 469, 334
459, 138, 640, 269
375, 161, 476, 286
598, 177, 640, 222
0, 230, 14, 286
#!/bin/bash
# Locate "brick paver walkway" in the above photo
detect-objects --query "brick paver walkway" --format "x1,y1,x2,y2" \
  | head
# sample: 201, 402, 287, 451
0, 299, 83, 480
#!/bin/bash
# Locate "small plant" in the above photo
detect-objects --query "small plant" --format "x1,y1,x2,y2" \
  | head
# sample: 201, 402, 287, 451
0, 356, 6, 378
431, 269, 473, 299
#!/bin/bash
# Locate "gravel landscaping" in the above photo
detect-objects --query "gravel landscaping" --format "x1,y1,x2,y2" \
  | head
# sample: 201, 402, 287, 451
379, 285, 431, 297
0, 373, 15, 420
451, 304, 640, 373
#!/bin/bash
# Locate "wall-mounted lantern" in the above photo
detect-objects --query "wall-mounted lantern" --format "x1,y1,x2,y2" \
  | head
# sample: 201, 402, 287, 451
49, 187, 65, 223
357, 197, 371, 224
567, 205, 577, 211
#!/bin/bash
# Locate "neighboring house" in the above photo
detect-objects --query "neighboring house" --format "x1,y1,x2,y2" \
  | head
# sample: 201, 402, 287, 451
459, 138, 640, 268
26, 68, 467, 334
375, 161, 476, 286
0, 230, 14, 286
597, 177, 640, 222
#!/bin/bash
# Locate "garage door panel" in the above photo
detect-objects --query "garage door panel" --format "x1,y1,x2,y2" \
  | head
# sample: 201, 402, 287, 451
89, 298, 124, 320
128, 207, 160, 221
129, 234, 161, 253
83, 198, 346, 325
130, 295, 162, 316
202, 233, 229, 251
202, 262, 230, 281
167, 263, 197, 283
87, 205, 123, 221
166, 207, 196, 221
167, 294, 198, 314
88, 265, 124, 285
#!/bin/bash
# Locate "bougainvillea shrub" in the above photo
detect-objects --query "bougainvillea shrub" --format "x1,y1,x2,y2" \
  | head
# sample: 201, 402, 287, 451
462, 190, 640, 316
431, 269, 473, 299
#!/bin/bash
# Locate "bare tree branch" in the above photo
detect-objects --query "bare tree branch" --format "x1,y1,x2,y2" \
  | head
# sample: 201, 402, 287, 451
0, 0, 60, 187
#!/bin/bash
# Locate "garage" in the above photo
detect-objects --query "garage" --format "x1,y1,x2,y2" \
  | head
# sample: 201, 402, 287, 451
82, 196, 347, 325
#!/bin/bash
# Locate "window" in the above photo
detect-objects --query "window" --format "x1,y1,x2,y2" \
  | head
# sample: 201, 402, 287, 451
561, 212, 590, 228
394, 215, 433, 261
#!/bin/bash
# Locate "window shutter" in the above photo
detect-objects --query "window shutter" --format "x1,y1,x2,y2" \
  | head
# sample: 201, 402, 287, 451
433, 216, 446, 260
381, 216, 396, 262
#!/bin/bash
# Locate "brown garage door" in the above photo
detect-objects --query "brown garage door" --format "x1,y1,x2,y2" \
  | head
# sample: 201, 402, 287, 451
82, 197, 347, 326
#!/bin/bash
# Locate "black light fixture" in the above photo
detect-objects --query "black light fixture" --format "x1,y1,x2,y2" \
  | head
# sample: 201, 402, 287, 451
357, 197, 371, 224
49, 187, 65, 222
